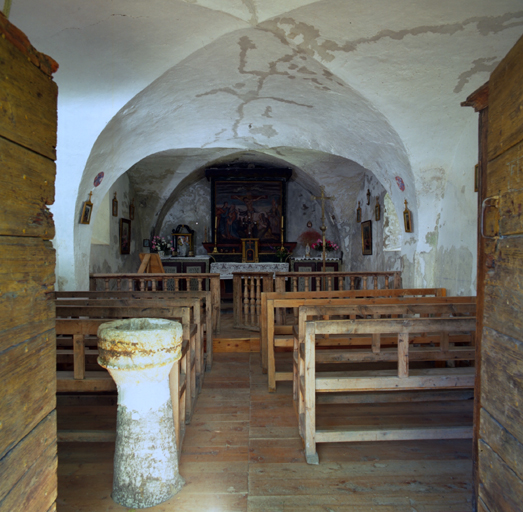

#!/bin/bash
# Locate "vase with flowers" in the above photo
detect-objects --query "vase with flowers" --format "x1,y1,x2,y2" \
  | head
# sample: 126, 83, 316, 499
311, 238, 339, 253
151, 235, 172, 258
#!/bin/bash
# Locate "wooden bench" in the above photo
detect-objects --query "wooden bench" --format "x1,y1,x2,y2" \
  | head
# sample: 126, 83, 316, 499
261, 288, 448, 391
296, 312, 476, 464
55, 290, 213, 370
54, 297, 202, 452
89, 272, 221, 339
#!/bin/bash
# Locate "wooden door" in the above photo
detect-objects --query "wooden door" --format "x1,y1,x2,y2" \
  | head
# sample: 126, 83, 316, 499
476, 34, 523, 511
0, 13, 58, 511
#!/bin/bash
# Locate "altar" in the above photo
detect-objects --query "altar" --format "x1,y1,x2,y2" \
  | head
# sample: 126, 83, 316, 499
210, 262, 289, 280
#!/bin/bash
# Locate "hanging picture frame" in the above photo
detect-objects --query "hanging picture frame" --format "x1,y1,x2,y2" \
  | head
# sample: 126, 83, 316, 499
375, 197, 381, 221
129, 198, 135, 220
403, 200, 413, 233
80, 191, 93, 225
120, 218, 131, 254
361, 220, 372, 255
356, 201, 362, 223
112, 192, 118, 217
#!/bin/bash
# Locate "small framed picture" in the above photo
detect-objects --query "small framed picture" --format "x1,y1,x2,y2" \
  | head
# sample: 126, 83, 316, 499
375, 197, 381, 221
403, 200, 413, 233
173, 233, 192, 257
112, 192, 118, 217
120, 218, 131, 255
80, 192, 93, 224
143, 238, 150, 248
361, 220, 372, 255
356, 201, 362, 223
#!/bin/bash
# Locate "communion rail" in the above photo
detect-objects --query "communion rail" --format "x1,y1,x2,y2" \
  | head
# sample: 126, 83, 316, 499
232, 270, 402, 331
89, 272, 221, 334
232, 272, 274, 330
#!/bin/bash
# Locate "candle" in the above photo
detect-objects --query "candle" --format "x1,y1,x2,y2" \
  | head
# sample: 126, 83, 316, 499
281, 216, 284, 228
215, 216, 217, 229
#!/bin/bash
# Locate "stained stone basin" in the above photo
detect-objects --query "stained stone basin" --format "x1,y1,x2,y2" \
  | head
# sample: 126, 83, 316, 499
97, 318, 185, 509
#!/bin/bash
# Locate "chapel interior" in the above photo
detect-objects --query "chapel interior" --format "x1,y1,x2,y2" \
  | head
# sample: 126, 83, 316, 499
2, 1, 523, 511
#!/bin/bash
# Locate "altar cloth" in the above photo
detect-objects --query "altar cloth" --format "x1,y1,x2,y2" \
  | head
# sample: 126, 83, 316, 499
210, 262, 289, 280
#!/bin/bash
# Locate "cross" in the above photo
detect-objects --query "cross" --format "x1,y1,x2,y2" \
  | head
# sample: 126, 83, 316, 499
311, 186, 334, 272
88, 191, 93, 202
311, 186, 334, 228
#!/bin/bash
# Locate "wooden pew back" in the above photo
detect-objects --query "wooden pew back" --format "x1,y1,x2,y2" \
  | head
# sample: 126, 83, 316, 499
261, 288, 448, 389
54, 290, 213, 369
298, 313, 476, 464
54, 296, 204, 451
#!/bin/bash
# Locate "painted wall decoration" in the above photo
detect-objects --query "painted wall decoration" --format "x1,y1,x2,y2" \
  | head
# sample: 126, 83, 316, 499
213, 180, 283, 243
93, 172, 104, 187
395, 176, 405, 191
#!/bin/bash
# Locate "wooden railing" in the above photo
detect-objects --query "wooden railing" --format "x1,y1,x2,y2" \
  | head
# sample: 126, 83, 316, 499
231, 270, 402, 331
273, 271, 402, 325
89, 273, 221, 334
232, 272, 274, 330
274, 271, 402, 294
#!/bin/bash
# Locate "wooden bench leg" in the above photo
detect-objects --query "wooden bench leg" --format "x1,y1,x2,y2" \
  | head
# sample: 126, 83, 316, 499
267, 305, 276, 391
304, 323, 318, 464
169, 360, 181, 454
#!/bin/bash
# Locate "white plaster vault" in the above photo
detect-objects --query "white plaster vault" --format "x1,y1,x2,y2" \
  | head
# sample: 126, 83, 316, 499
10, 0, 523, 294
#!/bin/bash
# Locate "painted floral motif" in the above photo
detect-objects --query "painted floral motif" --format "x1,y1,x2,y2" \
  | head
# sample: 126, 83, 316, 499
395, 176, 405, 191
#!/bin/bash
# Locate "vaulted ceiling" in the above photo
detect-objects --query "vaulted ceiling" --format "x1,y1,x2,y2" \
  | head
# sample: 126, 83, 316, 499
9, 0, 523, 289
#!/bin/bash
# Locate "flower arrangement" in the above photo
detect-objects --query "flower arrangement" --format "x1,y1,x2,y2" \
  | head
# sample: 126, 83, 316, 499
311, 238, 339, 252
270, 245, 289, 261
151, 235, 172, 253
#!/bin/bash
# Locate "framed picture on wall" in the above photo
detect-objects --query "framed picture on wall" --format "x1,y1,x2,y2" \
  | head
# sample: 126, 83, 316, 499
173, 233, 192, 257
80, 193, 93, 225
361, 220, 372, 255
112, 192, 118, 217
375, 197, 381, 221
403, 200, 413, 233
120, 218, 131, 254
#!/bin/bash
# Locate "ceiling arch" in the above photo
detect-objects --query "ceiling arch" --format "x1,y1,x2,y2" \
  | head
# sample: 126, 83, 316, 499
74, 27, 416, 284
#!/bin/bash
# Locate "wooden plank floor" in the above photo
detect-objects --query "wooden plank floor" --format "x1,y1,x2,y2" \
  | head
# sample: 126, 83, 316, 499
56, 352, 474, 511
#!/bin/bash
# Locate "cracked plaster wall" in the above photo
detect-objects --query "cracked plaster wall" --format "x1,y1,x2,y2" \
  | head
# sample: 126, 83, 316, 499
400, 118, 478, 294
350, 174, 402, 274
13, 2, 519, 291
71, 28, 414, 289
89, 173, 140, 276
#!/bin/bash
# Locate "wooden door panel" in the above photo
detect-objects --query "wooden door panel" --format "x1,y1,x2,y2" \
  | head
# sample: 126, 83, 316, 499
483, 237, 523, 340
480, 327, 523, 444
487, 37, 523, 162
479, 408, 523, 484
479, 440, 523, 512
485, 139, 523, 237
478, 33, 523, 510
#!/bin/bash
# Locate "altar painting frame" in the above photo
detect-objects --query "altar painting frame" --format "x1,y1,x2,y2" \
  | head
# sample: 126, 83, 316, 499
212, 180, 284, 244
